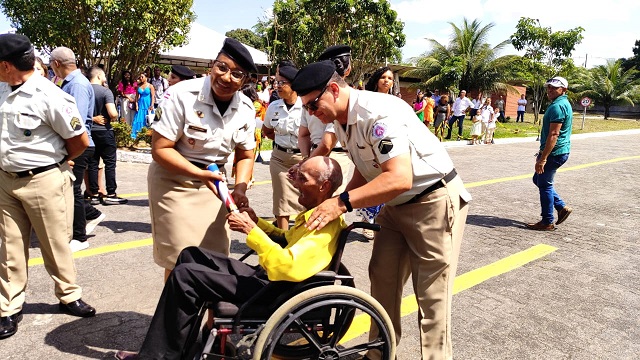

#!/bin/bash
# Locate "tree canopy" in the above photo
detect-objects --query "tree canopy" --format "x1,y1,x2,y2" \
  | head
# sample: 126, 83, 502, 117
510, 17, 584, 123
0, 0, 195, 88
405, 18, 513, 96
225, 28, 266, 52
257, 0, 405, 83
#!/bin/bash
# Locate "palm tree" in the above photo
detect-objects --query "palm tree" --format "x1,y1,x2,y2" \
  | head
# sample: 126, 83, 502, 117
405, 18, 514, 95
573, 59, 640, 119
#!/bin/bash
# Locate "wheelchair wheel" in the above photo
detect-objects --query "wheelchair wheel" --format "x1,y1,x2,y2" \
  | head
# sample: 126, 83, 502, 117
252, 285, 395, 360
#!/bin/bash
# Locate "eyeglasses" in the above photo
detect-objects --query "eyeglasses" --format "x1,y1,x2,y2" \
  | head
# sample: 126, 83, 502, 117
212, 60, 247, 82
303, 86, 328, 111
275, 80, 290, 87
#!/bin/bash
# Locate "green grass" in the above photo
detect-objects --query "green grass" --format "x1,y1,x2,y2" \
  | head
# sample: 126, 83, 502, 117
445, 113, 640, 141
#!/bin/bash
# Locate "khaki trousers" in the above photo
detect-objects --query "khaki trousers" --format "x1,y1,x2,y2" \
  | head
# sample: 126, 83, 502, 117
269, 148, 304, 217
0, 166, 81, 316
148, 162, 230, 270
368, 177, 469, 360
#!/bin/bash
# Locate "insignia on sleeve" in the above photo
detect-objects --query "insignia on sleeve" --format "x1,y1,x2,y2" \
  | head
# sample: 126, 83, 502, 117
155, 108, 162, 122
372, 123, 387, 139
378, 140, 393, 155
70, 117, 82, 131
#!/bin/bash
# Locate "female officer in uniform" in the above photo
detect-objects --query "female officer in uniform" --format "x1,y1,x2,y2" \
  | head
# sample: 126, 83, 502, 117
261, 61, 304, 230
148, 38, 257, 281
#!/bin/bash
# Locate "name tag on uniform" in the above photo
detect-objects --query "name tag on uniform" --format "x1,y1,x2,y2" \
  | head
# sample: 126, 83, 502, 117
187, 125, 207, 133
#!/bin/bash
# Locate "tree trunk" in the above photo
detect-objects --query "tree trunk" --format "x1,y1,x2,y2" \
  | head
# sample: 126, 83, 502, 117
604, 105, 610, 119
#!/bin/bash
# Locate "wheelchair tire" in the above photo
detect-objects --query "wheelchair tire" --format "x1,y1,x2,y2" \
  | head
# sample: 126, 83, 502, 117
252, 285, 395, 360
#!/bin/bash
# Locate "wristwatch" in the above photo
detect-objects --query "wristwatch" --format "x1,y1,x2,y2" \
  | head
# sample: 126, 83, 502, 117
339, 191, 353, 212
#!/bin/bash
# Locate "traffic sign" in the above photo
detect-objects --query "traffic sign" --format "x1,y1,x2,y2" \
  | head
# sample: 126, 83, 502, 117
580, 97, 592, 107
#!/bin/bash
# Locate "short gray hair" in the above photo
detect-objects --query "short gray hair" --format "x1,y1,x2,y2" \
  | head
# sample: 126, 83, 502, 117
50, 47, 76, 65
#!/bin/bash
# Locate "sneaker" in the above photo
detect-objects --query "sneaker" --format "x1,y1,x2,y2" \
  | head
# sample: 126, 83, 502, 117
85, 213, 106, 235
556, 206, 573, 225
101, 194, 128, 205
89, 195, 101, 205
525, 221, 555, 231
362, 228, 375, 240
69, 239, 90, 252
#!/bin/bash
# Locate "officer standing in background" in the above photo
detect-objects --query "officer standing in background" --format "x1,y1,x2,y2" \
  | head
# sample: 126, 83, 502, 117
167, 64, 196, 87
0, 34, 96, 340
261, 61, 304, 230
50, 46, 104, 252
298, 45, 352, 195
149, 38, 257, 281
291, 61, 471, 360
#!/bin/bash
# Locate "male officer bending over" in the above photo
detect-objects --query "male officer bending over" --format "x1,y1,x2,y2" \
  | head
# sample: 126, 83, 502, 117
116, 156, 345, 360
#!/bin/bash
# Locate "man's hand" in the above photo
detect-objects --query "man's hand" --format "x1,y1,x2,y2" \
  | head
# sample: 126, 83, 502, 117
93, 115, 106, 125
227, 211, 257, 235
535, 158, 546, 174
305, 197, 344, 231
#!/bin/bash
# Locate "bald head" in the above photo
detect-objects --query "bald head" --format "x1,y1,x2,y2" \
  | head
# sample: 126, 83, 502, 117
50, 47, 76, 66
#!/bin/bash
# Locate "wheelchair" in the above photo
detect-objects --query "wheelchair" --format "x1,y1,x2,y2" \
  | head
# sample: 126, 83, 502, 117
183, 222, 396, 360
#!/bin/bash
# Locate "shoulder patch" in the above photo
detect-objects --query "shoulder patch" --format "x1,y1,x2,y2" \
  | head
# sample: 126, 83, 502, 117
378, 140, 393, 155
70, 117, 82, 131
372, 123, 387, 139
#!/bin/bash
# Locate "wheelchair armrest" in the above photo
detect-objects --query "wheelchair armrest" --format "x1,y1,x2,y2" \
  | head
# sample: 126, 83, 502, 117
306, 271, 337, 281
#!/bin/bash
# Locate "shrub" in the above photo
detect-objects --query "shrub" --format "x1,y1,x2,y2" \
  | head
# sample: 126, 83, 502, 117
112, 120, 133, 148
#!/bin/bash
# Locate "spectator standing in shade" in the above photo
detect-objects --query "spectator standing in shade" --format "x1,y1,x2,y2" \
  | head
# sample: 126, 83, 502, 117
150, 67, 168, 109
87, 66, 128, 205
50, 46, 104, 252
117, 70, 137, 125
516, 94, 527, 122
471, 92, 483, 119
495, 95, 505, 122
0, 34, 96, 340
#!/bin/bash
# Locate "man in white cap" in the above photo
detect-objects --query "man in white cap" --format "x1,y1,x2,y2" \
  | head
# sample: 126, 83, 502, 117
526, 76, 573, 231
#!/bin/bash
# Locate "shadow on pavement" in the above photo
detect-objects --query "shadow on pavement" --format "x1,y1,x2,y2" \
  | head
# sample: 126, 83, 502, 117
100, 220, 152, 234
44, 311, 151, 359
117, 199, 149, 207
466, 214, 526, 229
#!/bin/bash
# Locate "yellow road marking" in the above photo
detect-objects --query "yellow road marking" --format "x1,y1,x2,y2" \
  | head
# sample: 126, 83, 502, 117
465, 155, 640, 188
339, 244, 558, 343
27, 238, 153, 267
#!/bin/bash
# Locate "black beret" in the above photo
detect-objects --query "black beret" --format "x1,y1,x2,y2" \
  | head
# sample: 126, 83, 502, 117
290, 60, 336, 96
219, 37, 257, 74
278, 65, 298, 82
0, 33, 33, 61
317, 44, 351, 61
171, 65, 195, 80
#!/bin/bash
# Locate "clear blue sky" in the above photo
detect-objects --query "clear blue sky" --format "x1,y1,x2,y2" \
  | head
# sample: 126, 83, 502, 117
1, 0, 638, 67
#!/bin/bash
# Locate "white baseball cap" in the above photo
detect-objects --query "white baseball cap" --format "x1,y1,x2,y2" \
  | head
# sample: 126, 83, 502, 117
545, 76, 568, 88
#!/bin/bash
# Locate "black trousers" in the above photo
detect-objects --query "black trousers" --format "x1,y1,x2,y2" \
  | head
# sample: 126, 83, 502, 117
138, 247, 270, 360
88, 130, 118, 195
72, 147, 97, 241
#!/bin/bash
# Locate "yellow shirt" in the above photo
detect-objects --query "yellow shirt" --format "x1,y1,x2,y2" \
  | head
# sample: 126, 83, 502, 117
246, 209, 346, 282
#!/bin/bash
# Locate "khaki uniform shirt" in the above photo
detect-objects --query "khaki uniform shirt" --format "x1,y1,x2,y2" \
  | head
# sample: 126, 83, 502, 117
333, 90, 469, 206
0, 74, 85, 172
154, 77, 256, 165
263, 98, 302, 149
301, 112, 344, 148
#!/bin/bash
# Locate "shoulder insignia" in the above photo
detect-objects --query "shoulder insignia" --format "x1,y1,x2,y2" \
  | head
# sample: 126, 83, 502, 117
70, 117, 82, 131
372, 123, 387, 139
155, 108, 162, 122
378, 140, 393, 155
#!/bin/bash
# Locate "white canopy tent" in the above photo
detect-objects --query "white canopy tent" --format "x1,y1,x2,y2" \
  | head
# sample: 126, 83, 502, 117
158, 23, 270, 70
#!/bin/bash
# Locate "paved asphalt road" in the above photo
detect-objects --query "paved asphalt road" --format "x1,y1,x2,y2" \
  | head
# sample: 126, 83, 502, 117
3, 130, 640, 359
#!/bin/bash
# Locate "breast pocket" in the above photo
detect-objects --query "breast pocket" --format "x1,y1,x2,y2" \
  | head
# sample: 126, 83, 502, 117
183, 123, 210, 151
11, 113, 42, 142
356, 145, 381, 175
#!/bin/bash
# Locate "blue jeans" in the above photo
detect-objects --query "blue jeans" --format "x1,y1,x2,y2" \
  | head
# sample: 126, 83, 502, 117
516, 111, 525, 122
532, 153, 569, 224
446, 115, 465, 138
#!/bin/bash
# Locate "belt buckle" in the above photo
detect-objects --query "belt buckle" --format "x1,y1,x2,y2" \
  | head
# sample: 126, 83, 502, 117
286, 148, 294, 154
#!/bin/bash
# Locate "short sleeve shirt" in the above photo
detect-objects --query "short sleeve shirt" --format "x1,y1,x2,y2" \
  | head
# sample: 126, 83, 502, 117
451, 97, 473, 116
263, 98, 303, 149
540, 94, 572, 156
153, 76, 256, 165
333, 90, 459, 206
0, 74, 85, 172
300, 112, 343, 148
91, 84, 115, 131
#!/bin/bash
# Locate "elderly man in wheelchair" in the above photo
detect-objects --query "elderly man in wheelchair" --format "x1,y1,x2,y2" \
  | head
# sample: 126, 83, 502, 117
116, 156, 395, 360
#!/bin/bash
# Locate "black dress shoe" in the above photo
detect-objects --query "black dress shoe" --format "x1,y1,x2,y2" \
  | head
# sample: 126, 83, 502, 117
0, 311, 23, 339
59, 299, 96, 318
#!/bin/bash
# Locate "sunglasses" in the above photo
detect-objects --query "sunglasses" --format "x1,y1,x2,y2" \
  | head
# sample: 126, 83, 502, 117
303, 86, 328, 111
